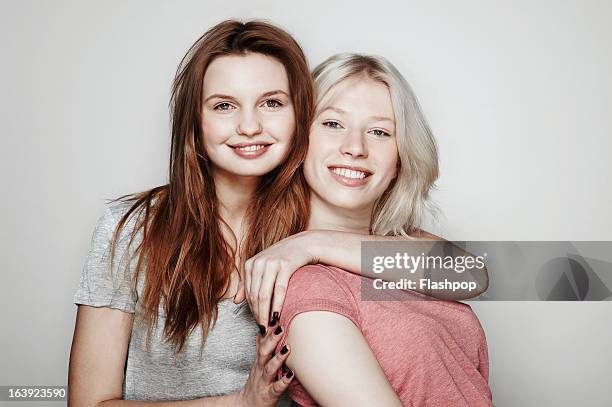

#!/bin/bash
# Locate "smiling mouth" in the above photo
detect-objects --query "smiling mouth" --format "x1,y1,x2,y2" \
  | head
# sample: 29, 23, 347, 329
327, 166, 373, 187
234, 144, 267, 152
229, 142, 273, 159
328, 166, 372, 179
231, 142, 272, 151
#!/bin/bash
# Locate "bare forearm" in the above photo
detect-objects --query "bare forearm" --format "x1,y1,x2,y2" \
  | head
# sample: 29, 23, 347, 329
286, 311, 402, 407
95, 393, 238, 407
304, 230, 489, 300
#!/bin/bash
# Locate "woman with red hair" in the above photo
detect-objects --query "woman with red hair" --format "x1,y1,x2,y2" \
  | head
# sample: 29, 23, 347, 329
69, 20, 313, 406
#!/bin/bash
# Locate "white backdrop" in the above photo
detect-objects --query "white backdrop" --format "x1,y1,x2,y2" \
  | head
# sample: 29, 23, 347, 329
1, 1, 611, 406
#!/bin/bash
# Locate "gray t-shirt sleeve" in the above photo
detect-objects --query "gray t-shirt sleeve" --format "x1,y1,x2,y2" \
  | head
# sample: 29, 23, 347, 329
73, 204, 138, 313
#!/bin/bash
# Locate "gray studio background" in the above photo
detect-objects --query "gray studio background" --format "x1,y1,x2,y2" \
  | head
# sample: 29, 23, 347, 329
1, 1, 611, 406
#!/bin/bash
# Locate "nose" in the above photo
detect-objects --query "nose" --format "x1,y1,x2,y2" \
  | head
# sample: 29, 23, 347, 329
339, 128, 368, 158
237, 108, 263, 137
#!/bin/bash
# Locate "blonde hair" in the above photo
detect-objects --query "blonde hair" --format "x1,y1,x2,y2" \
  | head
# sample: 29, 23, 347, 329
312, 53, 439, 236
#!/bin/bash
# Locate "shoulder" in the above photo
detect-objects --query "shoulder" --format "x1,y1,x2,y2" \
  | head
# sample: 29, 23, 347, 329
97, 198, 152, 242
83, 199, 146, 268
105, 199, 135, 222
280, 265, 360, 333
284, 264, 357, 308
287, 264, 334, 291
290, 264, 356, 287
409, 228, 444, 241
100, 187, 166, 235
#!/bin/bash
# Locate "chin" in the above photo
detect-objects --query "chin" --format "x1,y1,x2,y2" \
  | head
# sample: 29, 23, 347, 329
223, 157, 285, 176
233, 166, 277, 177
326, 193, 373, 212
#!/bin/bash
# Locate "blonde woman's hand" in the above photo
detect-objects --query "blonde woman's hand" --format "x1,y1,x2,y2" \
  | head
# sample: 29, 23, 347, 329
234, 231, 318, 327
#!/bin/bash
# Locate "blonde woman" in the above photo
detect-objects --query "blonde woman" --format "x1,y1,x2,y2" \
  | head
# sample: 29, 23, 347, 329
244, 54, 493, 406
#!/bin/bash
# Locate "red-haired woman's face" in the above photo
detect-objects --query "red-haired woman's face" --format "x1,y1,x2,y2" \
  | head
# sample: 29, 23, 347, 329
304, 77, 398, 212
201, 52, 295, 177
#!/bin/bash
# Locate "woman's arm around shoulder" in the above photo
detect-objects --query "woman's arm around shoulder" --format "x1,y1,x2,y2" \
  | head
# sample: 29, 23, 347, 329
239, 229, 489, 327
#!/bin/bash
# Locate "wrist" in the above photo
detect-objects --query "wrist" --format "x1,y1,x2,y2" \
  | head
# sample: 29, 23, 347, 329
299, 230, 325, 263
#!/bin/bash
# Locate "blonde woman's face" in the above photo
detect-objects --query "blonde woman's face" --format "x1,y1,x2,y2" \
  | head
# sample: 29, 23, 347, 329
304, 77, 398, 212
201, 53, 295, 177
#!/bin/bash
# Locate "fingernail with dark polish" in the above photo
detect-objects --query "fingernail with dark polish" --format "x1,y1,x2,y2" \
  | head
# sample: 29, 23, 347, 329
269, 316, 277, 326
274, 326, 283, 335
286, 369, 294, 379
259, 325, 266, 336
273, 311, 279, 321
280, 345, 288, 355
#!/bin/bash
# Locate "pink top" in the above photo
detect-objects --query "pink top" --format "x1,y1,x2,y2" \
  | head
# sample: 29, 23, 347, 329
277, 264, 493, 407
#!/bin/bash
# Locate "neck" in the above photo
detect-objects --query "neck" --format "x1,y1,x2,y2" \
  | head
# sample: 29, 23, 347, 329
307, 192, 371, 234
213, 168, 260, 233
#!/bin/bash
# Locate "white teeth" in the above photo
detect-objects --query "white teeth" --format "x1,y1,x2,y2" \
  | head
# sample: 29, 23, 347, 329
237, 144, 265, 152
331, 167, 367, 179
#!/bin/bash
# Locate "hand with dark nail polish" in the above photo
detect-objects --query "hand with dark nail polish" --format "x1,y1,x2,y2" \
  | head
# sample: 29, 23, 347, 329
239, 313, 292, 406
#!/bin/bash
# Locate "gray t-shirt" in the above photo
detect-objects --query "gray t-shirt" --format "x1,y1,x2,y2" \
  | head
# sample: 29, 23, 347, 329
74, 201, 290, 404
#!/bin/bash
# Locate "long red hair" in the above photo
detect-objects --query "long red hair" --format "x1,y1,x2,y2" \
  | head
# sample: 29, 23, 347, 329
109, 20, 313, 352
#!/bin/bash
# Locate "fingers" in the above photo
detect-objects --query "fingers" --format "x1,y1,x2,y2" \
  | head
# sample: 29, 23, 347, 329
245, 255, 296, 328
264, 342, 290, 381
270, 365, 294, 396
271, 267, 291, 323
243, 322, 292, 407
258, 323, 284, 362
244, 257, 254, 295
244, 258, 253, 308
249, 258, 264, 326
233, 281, 246, 304
258, 261, 279, 328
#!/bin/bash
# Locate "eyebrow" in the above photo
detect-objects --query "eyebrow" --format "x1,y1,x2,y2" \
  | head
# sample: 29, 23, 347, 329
203, 89, 289, 104
320, 105, 394, 123
321, 106, 346, 115
370, 115, 395, 123
261, 89, 289, 98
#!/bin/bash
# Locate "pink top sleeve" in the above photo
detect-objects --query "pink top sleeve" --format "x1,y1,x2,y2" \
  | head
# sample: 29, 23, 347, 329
279, 264, 359, 328
277, 264, 493, 407
276, 265, 359, 406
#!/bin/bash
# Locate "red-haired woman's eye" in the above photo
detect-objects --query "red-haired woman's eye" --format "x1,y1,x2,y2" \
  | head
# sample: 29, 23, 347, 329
214, 102, 234, 111
264, 99, 283, 108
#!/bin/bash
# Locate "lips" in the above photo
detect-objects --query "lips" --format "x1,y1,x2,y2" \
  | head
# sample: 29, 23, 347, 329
327, 165, 373, 187
235, 144, 266, 152
229, 142, 273, 159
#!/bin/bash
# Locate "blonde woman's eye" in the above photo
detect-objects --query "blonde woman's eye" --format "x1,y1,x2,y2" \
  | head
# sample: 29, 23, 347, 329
214, 102, 234, 111
322, 121, 343, 129
371, 129, 391, 137
263, 99, 283, 108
